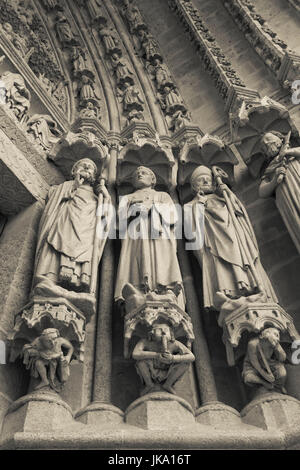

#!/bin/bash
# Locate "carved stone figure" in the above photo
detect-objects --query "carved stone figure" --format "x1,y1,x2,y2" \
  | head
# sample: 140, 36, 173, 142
242, 327, 287, 393
111, 53, 134, 86
259, 131, 300, 253
70, 46, 92, 78
27, 114, 60, 151
0, 71, 30, 122
22, 328, 74, 392
78, 75, 100, 106
138, 29, 162, 63
123, 0, 145, 33
79, 101, 100, 118
0, 22, 29, 58
33, 158, 110, 297
132, 322, 195, 395
55, 11, 77, 47
185, 165, 278, 310
98, 25, 120, 55
115, 166, 185, 309
118, 81, 144, 113
163, 87, 186, 116
170, 109, 191, 131
85, 0, 105, 24
41, 0, 59, 10
152, 58, 173, 91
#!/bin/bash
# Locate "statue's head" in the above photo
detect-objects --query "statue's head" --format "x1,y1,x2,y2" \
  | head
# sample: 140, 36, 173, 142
149, 322, 174, 343
190, 165, 215, 195
259, 327, 280, 347
132, 166, 156, 189
40, 328, 59, 348
260, 131, 284, 158
71, 158, 97, 185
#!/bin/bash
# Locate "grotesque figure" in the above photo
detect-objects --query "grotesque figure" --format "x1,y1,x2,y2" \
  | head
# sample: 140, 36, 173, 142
27, 114, 60, 151
259, 131, 300, 253
33, 158, 110, 298
115, 166, 185, 308
0, 71, 30, 122
243, 327, 287, 393
132, 322, 195, 395
184, 165, 278, 310
22, 328, 74, 392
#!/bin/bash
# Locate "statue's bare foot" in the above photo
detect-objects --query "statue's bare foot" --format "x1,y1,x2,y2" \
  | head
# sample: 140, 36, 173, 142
162, 384, 176, 394
141, 384, 155, 396
35, 381, 50, 390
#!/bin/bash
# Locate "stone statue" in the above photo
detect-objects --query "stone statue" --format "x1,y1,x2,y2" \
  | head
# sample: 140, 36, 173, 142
163, 87, 186, 115
98, 25, 120, 55
242, 327, 287, 393
27, 114, 60, 151
70, 46, 92, 78
78, 75, 100, 106
0, 71, 30, 122
132, 322, 195, 395
259, 131, 300, 253
117, 81, 144, 114
152, 58, 173, 91
22, 328, 74, 392
0, 22, 29, 58
55, 11, 77, 47
85, 0, 104, 24
115, 166, 185, 309
111, 53, 134, 86
138, 29, 161, 63
33, 158, 110, 298
41, 0, 59, 10
184, 165, 278, 310
123, 0, 145, 33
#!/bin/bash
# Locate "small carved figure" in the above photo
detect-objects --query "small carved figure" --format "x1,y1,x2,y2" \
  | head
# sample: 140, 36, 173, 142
98, 25, 120, 55
80, 100, 100, 118
242, 327, 287, 393
259, 131, 300, 253
170, 109, 191, 131
70, 46, 93, 79
122, 0, 145, 33
27, 114, 60, 151
85, 0, 105, 24
152, 58, 173, 91
22, 328, 74, 391
41, 0, 60, 10
111, 53, 134, 86
118, 81, 144, 113
55, 10, 77, 47
132, 322, 195, 395
0, 22, 29, 58
138, 29, 162, 63
162, 86, 186, 116
126, 108, 144, 124
184, 165, 278, 310
0, 71, 31, 122
78, 74, 100, 106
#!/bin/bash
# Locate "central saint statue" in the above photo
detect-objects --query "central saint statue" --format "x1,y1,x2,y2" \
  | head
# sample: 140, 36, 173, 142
115, 166, 185, 308
33, 158, 110, 300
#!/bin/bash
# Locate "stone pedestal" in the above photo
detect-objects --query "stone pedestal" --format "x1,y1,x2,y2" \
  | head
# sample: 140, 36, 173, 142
1, 390, 73, 440
195, 401, 242, 427
75, 402, 124, 426
241, 392, 300, 430
125, 392, 195, 429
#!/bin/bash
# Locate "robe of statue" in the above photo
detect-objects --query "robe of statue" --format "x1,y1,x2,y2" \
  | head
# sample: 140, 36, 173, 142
185, 189, 278, 309
33, 180, 100, 293
115, 188, 185, 308
261, 155, 300, 253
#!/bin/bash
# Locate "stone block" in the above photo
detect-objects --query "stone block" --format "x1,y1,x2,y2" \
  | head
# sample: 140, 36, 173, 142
241, 392, 300, 430
196, 401, 241, 427
1, 390, 73, 440
75, 403, 124, 426
125, 392, 195, 429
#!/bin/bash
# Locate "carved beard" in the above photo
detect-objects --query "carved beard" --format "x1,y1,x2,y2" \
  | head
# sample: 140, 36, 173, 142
77, 170, 95, 185
194, 183, 215, 195
265, 142, 281, 158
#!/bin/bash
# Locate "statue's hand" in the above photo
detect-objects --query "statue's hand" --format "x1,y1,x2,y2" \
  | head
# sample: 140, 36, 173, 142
74, 173, 84, 190
263, 371, 275, 383
159, 352, 173, 365
95, 184, 110, 199
275, 166, 286, 184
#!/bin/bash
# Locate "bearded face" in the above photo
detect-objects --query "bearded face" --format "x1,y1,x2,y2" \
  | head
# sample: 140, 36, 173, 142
262, 133, 283, 158
72, 160, 97, 185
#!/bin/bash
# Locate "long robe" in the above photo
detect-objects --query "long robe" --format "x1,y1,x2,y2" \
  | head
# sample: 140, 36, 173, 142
34, 181, 99, 292
115, 188, 185, 308
184, 190, 278, 309
262, 156, 300, 253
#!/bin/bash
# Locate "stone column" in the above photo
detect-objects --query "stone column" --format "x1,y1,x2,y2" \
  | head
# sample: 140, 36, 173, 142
75, 144, 124, 425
